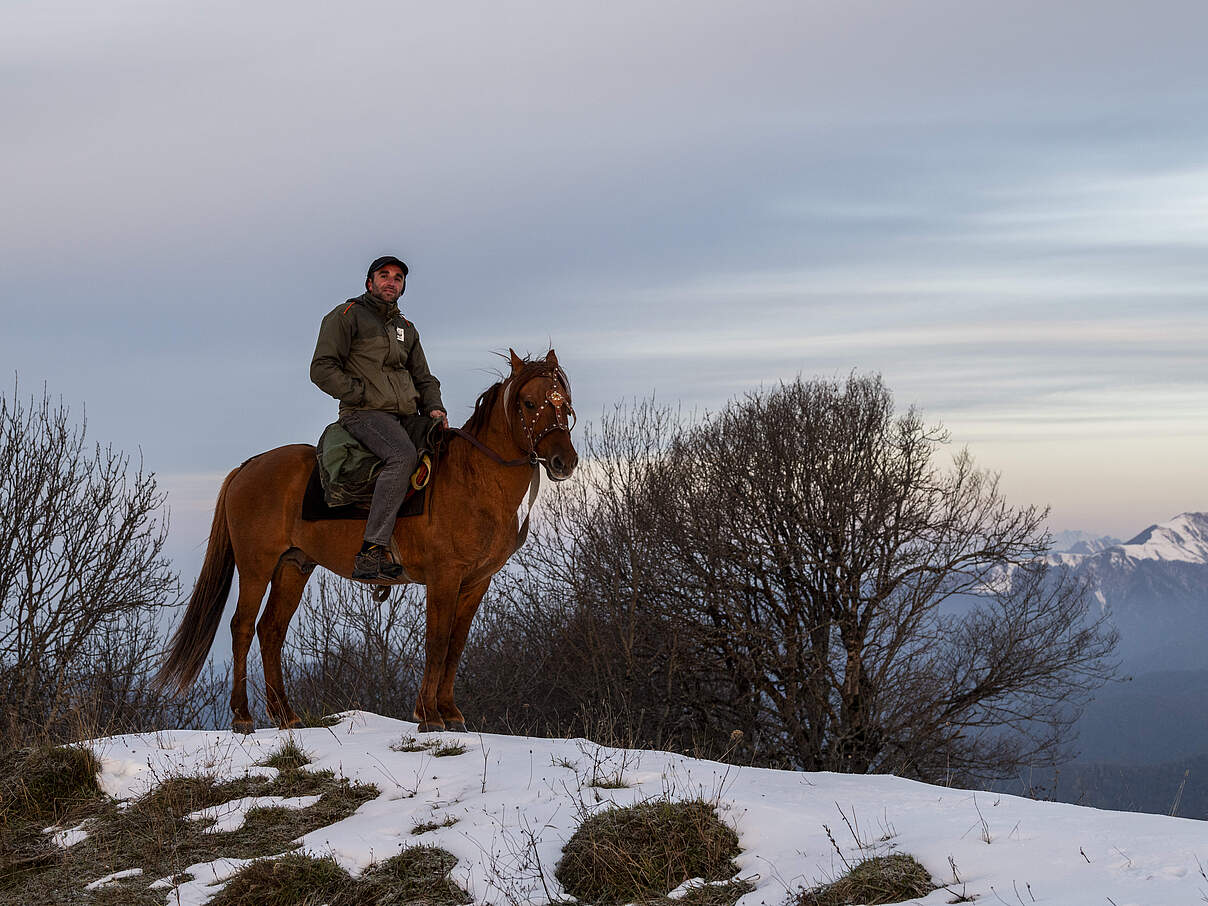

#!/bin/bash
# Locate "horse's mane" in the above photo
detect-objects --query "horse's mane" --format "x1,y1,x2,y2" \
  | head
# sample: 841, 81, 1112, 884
463, 354, 571, 437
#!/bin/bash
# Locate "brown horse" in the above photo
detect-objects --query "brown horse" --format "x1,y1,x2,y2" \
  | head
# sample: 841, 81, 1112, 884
154, 350, 577, 733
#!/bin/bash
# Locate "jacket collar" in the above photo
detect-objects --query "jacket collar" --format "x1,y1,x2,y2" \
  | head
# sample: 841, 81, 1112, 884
358, 292, 401, 322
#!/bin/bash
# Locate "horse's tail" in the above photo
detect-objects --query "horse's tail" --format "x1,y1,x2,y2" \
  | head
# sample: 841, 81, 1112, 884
153, 466, 241, 695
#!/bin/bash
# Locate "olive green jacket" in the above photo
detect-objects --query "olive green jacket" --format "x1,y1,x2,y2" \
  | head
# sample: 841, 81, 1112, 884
310, 294, 444, 417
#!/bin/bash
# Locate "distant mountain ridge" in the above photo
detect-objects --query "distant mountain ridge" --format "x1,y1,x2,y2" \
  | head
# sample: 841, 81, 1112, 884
1050, 512, 1208, 566
1049, 512, 1208, 672
1065, 536, 1122, 556
1050, 529, 1122, 555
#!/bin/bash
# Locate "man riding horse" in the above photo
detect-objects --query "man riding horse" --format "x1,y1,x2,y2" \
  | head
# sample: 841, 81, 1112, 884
156, 305, 577, 732
310, 255, 448, 581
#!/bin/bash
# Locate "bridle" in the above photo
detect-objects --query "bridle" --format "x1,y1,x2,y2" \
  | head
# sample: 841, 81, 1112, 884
443, 365, 575, 554
448, 366, 576, 470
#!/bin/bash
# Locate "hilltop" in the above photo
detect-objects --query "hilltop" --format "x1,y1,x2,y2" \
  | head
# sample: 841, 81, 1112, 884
13, 711, 1207, 905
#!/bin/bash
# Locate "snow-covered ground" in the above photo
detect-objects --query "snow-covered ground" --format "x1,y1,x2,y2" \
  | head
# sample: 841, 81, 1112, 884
82, 711, 1207, 905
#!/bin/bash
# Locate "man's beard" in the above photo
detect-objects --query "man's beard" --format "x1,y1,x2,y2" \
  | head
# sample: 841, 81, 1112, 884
369, 287, 401, 304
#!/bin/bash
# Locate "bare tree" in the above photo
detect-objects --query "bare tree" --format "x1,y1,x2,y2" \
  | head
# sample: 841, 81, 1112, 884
488, 375, 1118, 782
0, 383, 183, 747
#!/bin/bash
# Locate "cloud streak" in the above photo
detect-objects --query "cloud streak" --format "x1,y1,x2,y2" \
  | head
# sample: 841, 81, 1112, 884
2, 0, 1206, 540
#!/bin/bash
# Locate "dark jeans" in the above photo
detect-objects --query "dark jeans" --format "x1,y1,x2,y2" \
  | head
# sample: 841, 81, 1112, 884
339, 410, 418, 546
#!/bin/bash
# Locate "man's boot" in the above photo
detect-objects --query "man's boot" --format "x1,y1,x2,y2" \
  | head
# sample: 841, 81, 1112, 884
352, 542, 405, 581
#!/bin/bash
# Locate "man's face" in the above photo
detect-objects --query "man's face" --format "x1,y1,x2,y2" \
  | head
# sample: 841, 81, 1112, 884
367, 264, 406, 304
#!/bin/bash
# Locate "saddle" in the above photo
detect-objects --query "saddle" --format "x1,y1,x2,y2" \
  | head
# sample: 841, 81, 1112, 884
301, 415, 445, 522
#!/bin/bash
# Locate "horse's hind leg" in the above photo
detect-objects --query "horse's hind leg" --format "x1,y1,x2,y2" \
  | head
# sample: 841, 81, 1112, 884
229, 556, 276, 734
258, 549, 315, 729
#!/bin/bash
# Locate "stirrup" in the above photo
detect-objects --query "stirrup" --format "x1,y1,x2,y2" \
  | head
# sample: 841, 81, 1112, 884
352, 546, 405, 581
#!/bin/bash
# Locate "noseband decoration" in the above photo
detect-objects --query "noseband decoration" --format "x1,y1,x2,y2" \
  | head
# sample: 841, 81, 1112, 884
517, 371, 576, 465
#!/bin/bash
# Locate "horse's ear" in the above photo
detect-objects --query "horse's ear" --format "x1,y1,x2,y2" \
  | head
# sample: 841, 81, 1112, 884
509, 348, 524, 373
545, 348, 559, 366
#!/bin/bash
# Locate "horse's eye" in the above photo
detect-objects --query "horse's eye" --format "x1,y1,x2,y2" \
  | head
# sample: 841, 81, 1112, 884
524, 400, 537, 410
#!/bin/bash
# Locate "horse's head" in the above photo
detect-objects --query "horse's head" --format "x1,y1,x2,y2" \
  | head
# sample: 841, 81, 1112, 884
503, 348, 578, 481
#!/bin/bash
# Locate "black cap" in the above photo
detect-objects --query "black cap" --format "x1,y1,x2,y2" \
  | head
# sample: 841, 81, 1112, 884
367, 255, 409, 281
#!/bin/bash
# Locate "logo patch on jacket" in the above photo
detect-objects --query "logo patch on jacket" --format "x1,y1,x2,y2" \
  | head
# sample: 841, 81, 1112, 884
396, 327, 406, 342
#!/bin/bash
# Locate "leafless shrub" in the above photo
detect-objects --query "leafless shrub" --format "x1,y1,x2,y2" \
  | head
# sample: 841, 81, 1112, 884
0, 382, 218, 750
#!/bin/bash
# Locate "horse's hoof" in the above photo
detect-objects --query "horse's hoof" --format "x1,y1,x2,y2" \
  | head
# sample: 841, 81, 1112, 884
417, 720, 445, 733
445, 720, 467, 733
277, 716, 302, 730
232, 720, 255, 735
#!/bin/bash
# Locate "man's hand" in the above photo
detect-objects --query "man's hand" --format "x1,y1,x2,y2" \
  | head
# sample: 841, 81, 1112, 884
430, 409, 449, 429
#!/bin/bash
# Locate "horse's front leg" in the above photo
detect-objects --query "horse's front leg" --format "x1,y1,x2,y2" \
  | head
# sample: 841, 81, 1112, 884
414, 574, 463, 733
434, 576, 492, 733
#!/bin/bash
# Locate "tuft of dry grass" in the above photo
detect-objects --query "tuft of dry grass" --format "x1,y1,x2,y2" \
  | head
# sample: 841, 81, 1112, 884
390, 736, 467, 757
0, 744, 104, 824
297, 711, 345, 729
410, 815, 459, 835
208, 845, 471, 906
555, 797, 746, 905
588, 775, 629, 789
208, 852, 350, 906
796, 853, 934, 906
348, 845, 473, 905
258, 738, 313, 772
390, 735, 431, 753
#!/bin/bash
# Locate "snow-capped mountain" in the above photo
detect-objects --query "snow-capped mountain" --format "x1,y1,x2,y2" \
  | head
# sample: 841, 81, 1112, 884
1050, 512, 1208, 672
1114, 512, 1208, 564
1051, 512, 1208, 567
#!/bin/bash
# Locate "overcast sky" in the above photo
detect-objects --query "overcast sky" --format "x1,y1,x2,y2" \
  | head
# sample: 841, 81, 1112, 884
4, 0, 1206, 573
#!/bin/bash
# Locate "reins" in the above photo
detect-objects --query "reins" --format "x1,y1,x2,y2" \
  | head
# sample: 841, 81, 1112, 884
445, 427, 534, 467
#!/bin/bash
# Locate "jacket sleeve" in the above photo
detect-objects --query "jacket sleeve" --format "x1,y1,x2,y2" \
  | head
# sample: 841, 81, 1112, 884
407, 329, 445, 413
310, 307, 364, 404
